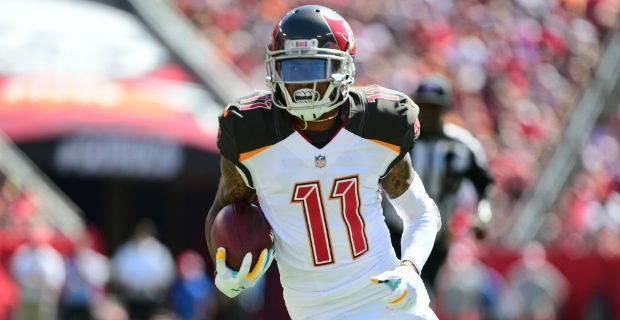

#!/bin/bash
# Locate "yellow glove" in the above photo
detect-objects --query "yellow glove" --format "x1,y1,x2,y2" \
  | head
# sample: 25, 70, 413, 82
214, 247, 275, 298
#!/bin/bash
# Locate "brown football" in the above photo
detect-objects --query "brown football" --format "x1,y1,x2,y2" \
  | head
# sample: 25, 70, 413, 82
210, 202, 273, 270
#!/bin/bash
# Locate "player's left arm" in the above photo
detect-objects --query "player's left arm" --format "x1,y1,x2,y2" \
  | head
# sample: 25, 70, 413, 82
380, 153, 440, 272
374, 91, 438, 269
371, 154, 440, 311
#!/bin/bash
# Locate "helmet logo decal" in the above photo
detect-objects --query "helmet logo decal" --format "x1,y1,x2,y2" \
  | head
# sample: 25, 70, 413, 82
293, 88, 320, 103
323, 13, 356, 54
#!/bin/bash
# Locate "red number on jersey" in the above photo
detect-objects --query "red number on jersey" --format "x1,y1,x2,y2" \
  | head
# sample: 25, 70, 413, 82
293, 176, 368, 266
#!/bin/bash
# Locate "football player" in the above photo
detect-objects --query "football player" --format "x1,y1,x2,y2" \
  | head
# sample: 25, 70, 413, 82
205, 5, 440, 319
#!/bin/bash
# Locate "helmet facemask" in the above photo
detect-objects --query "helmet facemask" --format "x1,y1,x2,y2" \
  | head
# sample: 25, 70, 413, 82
266, 39, 355, 121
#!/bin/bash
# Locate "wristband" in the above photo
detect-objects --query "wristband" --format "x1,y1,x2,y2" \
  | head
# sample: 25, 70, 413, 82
399, 259, 421, 275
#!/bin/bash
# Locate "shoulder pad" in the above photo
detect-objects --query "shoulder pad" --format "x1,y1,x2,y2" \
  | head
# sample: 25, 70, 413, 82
217, 91, 294, 162
347, 85, 419, 152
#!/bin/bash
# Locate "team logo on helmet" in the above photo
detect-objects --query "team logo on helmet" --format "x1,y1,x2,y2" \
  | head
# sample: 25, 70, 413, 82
315, 155, 326, 168
323, 11, 356, 54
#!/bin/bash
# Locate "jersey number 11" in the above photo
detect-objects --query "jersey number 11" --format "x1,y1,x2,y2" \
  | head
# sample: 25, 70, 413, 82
292, 175, 369, 266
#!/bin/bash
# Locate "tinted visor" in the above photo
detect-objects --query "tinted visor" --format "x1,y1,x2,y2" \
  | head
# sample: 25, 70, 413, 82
277, 59, 339, 82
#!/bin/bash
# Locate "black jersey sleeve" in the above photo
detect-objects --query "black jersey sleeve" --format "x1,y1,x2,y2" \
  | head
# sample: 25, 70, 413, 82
347, 85, 419, 156
217, 110, 241, 163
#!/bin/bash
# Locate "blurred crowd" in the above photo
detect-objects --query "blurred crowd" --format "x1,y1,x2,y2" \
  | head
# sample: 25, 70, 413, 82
0, 171, 221, 320
1, 0, 620, 319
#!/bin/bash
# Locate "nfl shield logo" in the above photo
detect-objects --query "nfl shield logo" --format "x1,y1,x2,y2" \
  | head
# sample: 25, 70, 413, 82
315, 155, 326, 168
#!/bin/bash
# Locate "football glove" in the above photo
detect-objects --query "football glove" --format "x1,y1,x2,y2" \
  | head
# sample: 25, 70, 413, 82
370, 264, 428, 311
214, 247, 275, 298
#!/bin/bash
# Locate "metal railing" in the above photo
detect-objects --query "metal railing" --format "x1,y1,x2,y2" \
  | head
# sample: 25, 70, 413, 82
0, 131, 84, 238
127, 0, 254, 107
506, 23, 620, 246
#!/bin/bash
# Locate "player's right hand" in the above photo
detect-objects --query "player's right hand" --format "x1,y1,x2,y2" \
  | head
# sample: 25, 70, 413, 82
214, 247, 275, 298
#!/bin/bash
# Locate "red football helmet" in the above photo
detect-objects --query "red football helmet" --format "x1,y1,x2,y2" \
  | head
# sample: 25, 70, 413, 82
265, 5, 356, 121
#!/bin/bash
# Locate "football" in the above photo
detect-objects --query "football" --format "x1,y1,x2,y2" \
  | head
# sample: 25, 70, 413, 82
210, 202, 273, 270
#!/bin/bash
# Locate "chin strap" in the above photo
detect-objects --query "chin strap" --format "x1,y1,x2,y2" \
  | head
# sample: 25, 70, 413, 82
297, 109, 340, 131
